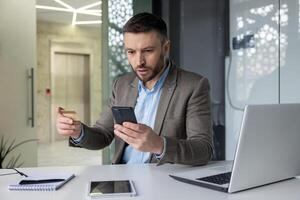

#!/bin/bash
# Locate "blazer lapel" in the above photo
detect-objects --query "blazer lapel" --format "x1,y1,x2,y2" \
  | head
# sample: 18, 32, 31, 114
127, 77, 139, 106
113, 76, 139, 164
153, 62, 178, 135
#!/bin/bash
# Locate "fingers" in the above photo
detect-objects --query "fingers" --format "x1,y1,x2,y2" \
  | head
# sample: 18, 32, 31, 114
114, 129, 135, 144
114, 123, 161, 153
57, 122, 77, 130
59, 129, 77, 135
114, 124, 139, 138
58, 115, 74, 124
57, 119, 81, 137
59, 129, 81, 139
56, 106, 64, 115
56, 107, 81, 137
122, 122, 145, 133
57, 120, 80, 132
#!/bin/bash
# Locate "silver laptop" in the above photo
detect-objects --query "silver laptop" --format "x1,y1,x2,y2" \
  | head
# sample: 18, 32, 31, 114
170, 104, 300, 193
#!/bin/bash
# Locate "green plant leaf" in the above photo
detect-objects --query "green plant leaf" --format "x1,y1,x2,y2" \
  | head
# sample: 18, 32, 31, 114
0, 136, 38, 169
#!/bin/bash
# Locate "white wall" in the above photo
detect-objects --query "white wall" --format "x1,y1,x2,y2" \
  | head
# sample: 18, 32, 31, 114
0, 0, 37, 167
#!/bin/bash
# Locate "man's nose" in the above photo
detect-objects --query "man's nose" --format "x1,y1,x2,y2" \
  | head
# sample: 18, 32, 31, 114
136, 52, 145, 66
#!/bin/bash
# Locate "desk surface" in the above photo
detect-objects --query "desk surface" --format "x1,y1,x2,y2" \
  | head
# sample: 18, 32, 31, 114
1, 161, 300, 200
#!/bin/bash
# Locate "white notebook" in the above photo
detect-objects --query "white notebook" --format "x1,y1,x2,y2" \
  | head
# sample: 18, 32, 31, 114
8, 173, 75, 191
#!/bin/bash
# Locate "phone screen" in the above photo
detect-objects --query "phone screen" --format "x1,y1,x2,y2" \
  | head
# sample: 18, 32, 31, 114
89, 180, 133, 195
111, 106, 137, 124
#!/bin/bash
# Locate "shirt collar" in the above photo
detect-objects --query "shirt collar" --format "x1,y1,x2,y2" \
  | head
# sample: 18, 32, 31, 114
138, 62, 170, 93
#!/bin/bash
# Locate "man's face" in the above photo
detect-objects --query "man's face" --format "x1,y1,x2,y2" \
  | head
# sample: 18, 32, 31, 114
124, 31, 170, 83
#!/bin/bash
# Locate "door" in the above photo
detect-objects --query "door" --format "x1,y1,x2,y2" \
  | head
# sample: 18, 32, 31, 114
0, 0, 37, 167
51, 52, 90, 141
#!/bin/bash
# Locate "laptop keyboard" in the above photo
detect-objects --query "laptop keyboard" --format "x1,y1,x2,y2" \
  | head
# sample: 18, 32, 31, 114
196, 172, 232, 185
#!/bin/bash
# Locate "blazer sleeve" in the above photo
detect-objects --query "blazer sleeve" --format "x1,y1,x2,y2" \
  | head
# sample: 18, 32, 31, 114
157, 77, 213, 166
69, 79, 118, 150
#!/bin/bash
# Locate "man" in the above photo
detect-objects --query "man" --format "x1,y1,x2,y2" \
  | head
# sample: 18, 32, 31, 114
56, 12, 213, 165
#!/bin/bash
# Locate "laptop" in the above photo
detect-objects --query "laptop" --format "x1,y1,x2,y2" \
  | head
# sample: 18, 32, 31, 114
170, 104, 300, 193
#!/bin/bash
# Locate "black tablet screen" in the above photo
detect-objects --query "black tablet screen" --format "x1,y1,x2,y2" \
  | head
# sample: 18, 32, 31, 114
90, 180, 132, 194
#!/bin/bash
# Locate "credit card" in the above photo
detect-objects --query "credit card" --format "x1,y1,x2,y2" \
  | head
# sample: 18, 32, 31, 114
61, 110, 79, 121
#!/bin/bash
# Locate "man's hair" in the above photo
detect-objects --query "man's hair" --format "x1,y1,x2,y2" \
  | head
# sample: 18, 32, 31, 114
122, 12, 168, 41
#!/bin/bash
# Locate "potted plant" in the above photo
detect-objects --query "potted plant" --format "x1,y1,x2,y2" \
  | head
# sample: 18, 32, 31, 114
0, 135, 37, 169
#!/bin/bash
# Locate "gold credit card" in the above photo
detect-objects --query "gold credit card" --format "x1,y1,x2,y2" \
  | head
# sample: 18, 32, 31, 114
61, 110, 79, 121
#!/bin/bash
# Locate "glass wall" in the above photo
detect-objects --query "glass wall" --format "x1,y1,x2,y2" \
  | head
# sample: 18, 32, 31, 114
226, 0, 300, 159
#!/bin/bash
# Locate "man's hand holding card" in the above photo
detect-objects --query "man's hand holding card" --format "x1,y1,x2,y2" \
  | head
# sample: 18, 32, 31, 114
56, 107, 81, 139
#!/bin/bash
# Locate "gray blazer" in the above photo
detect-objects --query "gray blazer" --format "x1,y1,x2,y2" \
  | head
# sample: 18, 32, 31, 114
73, 61, 213, 165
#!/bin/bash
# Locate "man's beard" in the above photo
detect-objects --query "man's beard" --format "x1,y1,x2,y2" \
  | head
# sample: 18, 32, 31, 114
131, 54, 165, 83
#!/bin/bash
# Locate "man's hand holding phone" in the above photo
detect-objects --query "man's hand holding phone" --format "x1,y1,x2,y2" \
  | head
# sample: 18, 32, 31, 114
56, 107, 81, 139
112, 106, 164, 155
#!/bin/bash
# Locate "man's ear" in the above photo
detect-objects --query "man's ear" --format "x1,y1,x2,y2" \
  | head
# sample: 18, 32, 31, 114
163, 40, 171, 56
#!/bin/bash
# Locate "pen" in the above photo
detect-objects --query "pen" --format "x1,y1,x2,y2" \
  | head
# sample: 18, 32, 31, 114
13, 168, 28, 177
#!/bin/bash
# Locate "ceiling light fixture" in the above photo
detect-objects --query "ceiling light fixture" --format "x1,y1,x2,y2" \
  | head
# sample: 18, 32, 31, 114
36, 6, 101, 16
78, 10, 102, 17
74, 20, 102, 25
54, 0, 73, 10
77, 1, 102, 11
72, 12, 77, 26
36, 5, 71, 12
36, 0, 102, 26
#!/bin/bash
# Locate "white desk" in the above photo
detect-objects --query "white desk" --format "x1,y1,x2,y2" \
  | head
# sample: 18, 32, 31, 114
1, 161, 300, 200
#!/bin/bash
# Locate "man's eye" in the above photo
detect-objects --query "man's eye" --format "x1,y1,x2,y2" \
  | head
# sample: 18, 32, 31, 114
127, 51, 134, 54
145, 49, 154, 53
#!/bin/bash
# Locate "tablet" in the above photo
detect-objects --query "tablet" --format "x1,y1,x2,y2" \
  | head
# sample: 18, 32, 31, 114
87, 180, 137, 198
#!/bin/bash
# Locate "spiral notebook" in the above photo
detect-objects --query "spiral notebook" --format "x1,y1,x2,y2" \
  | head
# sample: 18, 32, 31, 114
8, 173, 75, 191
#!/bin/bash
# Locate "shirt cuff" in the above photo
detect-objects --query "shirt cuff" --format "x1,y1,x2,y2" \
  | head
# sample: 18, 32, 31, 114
154, 137, 166, 160
71, 124, 84, 144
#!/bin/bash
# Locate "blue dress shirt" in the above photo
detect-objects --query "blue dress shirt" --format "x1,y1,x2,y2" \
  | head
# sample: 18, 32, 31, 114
122, 66, 170, 164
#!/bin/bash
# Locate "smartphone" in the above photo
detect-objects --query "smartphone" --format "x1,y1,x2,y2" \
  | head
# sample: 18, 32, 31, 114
111, 106, 137, 124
